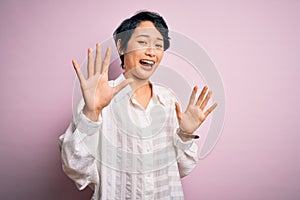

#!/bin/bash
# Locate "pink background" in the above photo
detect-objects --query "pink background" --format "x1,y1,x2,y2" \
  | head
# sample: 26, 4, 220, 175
1, 0, 299, 199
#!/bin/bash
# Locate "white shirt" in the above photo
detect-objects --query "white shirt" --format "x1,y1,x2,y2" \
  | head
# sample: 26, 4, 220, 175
59, 74, 198, 200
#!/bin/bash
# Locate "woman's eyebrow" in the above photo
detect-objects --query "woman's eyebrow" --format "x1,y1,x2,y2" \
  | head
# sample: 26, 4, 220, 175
136, 34, 163, 41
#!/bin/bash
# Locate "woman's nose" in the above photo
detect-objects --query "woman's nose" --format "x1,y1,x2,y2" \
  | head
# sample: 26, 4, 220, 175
145, 46, 156, 57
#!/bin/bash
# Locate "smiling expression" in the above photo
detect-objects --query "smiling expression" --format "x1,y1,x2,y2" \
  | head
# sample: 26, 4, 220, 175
120, 21, 165, 81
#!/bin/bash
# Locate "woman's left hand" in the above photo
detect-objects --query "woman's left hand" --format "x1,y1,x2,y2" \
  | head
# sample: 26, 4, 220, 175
175, 86, 217, 139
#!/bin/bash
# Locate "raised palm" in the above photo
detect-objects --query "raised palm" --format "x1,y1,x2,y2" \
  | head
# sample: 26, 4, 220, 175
72, 43, 132, 121
175, 86, 217, 139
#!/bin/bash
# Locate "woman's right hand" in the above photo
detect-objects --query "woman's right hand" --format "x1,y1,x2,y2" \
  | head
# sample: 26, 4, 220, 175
72, 43, 132, 122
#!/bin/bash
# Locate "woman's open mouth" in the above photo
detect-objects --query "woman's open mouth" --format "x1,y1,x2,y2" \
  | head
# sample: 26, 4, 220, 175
139, 59, 155, 69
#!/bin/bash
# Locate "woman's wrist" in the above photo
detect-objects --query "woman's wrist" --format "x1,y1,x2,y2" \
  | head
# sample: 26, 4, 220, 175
82, 106, 102, 122
177, 128, 199, 142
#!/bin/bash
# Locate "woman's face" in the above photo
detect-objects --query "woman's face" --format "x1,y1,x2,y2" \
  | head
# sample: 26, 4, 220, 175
122, 21, 165, 81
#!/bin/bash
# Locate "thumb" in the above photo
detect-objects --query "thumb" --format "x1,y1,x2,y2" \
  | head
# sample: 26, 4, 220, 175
175, 102, 182, 123
114, 78, 133, 94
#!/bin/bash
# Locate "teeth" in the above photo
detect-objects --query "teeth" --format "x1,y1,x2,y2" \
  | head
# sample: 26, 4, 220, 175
141, 60, 155, 65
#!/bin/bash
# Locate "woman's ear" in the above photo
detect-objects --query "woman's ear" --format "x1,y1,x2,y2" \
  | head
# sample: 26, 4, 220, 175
117, 39, 124, 55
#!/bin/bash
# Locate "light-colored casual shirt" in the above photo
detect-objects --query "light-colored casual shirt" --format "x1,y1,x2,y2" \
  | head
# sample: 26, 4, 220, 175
59, 74, 198, 200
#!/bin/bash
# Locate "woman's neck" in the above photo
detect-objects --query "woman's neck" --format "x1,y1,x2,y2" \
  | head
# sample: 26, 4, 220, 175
134, 83, 152, 109
123, 73, 152, 109
123, 72, 150, 93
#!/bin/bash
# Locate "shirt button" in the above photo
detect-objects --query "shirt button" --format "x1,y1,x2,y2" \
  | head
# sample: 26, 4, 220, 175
146, 144, 151, 152
146, 173, 153, 179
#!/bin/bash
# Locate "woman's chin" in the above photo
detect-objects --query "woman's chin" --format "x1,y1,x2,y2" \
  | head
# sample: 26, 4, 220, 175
135, 66, 156, 79
124, 65, 158, 81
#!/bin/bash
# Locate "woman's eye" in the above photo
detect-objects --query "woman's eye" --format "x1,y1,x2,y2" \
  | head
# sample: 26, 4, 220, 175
138, 41, 147, 45
155, 44, 163, 49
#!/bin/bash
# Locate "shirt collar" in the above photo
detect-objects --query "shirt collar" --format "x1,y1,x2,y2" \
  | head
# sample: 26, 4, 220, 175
113, 73, 167, 106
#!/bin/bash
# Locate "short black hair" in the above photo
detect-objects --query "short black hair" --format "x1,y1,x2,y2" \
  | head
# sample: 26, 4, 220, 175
113, 11, 170, 69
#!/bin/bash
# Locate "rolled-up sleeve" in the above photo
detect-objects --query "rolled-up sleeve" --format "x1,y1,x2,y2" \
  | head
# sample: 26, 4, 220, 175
59, 108, 101, 190
173, 132, 199, 178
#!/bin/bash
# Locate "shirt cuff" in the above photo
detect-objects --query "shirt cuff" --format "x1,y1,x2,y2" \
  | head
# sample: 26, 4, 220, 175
174, 131, 194, 151
76, 110, 101, 135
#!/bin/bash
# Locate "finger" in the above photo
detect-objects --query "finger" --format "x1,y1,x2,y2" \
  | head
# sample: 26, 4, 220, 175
113, 78, 133, 95
94, 43, 102, 74
196, 86, 208, 106
72, 60, 85, 84
204, 102, 218, 116
200, 90, 212, 110
188, 86, 198, 106
101, 47, 112, 74
175, 102, 182, 123
87, 48, 94, 78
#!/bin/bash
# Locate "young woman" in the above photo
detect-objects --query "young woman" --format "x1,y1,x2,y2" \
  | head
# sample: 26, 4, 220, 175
59, 11, 217, 200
